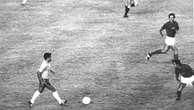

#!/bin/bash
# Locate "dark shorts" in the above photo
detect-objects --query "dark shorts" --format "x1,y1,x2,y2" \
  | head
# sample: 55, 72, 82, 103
131, 3, 135, 7
39, 79, 56, 93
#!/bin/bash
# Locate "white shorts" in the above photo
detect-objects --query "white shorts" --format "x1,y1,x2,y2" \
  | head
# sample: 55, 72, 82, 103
165, 36, 176, 46
180, 75, 194, 86
124, 0, 138, 8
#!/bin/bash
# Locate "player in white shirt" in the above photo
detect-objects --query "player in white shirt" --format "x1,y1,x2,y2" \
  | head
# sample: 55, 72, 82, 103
123, 0, 138, 18
28, 53, 67, 107
21, 0, 28, 5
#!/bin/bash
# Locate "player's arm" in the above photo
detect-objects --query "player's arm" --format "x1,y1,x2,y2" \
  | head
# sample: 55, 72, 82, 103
159, 28, 164, 37
50, 70, 56, 75
37, 71, 43, 83
175, 68, 180, 82
159, 24, 165, 37
37, 63, 47, 83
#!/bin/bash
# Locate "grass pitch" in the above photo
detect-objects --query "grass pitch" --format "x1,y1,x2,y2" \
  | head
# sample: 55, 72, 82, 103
0, 0, 193, 110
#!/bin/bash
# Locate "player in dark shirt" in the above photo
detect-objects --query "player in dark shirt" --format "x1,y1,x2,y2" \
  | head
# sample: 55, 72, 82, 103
146, 13, 179, 61
172, 59, 194, 100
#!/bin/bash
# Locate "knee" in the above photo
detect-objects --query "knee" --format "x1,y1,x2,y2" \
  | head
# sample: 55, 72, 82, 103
173, 50, 178, 55
161, 49, 167, 54
173, 47, 178, 52
192, 81, 194, 86
175, 49, 178, 54
180, 83, 186, 89
174, 51, 178, 55
51, 87, 56, 92
38, 89, 44, 93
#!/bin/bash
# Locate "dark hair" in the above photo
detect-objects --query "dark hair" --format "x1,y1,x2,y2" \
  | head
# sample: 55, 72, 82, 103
172, 59, 182, 65
168, 13, 175, 18
43, 52, 51, 60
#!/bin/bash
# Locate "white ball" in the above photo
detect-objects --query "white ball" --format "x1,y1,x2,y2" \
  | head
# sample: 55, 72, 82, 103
82, 97, 91, 104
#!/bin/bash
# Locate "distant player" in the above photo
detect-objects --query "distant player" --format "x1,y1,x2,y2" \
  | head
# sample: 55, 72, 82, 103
146, 13, 179, 61
28, 53, 67, 107
172, 59, 194, 100
123, 0, 138, 18
21, 0, 28, 5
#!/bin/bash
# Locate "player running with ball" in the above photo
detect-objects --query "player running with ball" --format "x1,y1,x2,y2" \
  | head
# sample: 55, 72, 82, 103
28, 53, 67, 107
146, 13, 179, 61
172, 59, 194, 101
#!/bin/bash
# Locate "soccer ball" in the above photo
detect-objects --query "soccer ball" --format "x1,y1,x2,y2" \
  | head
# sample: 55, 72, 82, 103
82, 96, 91, 104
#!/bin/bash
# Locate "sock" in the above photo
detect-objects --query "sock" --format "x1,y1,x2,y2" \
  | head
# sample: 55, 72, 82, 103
174, 54, 179, 60
30, 90, 40, 104
176, 91, 181, 98
52, 91, 63, 104
124, 6, 130, 16
150, 49, 162, 56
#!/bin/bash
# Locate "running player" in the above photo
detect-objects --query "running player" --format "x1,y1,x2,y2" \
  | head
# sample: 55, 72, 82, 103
146, 13, 179, 61
172, 59, 194, 101
123, 0, 138, 18
28, 53, 67, 107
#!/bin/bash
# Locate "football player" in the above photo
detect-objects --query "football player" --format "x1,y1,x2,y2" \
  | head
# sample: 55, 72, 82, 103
172, 59, 194, 100
123, 0, 138, 18
28, 53, 67, 107
146, 13, 179, 61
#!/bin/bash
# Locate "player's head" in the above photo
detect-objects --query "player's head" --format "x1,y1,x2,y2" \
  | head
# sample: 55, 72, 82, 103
168, 13, 175, 22
43, 52, 52, 62
172, 59, 182, 67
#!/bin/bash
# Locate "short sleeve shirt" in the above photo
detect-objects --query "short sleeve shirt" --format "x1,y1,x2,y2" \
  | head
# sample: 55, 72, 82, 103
38, 60, 51, 79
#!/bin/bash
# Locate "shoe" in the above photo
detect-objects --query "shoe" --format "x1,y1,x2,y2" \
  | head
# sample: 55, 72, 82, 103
21, 3, 25, 6
28, 101, 32, 108
60, 100, 67, 106
176, 97, 181, 101
146, 52, 151, 60
123, 15, 128, 18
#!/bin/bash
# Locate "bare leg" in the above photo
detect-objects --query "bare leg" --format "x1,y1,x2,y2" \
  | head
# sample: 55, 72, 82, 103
146, 45, 170, 60
176, 83, 186, 100
151, 45, 170, 55
124, 5, 130, 18
171, 46, 179, 60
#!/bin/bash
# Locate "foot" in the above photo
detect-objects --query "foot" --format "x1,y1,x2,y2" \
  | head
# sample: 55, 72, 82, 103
176, 97, 181, 101
28, 101, 33, 108
21, 3, 25, 6
60, 99, 67, 106
123, 15, 128, 18
146, 52, 151, 60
